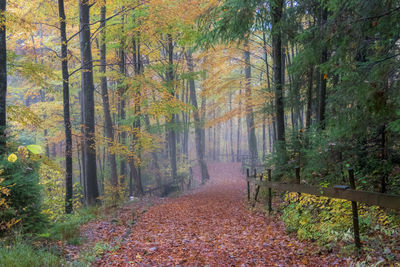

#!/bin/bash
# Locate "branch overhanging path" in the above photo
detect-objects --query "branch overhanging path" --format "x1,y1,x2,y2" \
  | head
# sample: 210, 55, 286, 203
89, 163, 347, 266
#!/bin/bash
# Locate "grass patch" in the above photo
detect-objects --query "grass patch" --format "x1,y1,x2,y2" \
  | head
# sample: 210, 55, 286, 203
38, 207, 98, 245
0, 241, 63, 267
0, 207, 99, 267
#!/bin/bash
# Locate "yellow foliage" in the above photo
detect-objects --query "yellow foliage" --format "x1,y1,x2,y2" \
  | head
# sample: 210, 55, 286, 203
99, 181, 126, 208
7, 153, 18, 163
0, 178, 21, 230
39, 164, 83, 220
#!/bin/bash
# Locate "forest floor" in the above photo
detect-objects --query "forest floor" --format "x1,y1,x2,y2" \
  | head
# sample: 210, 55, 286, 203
67, 163, 350, 266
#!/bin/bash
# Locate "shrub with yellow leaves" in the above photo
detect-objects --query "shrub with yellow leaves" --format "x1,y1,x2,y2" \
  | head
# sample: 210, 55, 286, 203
282, 192, 400, 255
0, 177, 21, 231
39, 164, 83, 220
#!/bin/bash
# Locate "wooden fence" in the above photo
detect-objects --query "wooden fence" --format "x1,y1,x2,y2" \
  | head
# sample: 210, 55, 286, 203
238, 154, 265, 174
246, 167, 400, 250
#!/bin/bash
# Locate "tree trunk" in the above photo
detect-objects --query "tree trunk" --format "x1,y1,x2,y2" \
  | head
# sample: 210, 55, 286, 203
79, 0, 99, 205
186, 50, 210, 183
200, 95, 206, 158
216, 121, 221, 161
0, 0, 6, 152
58, 0, 73, 213
229, 89, 234, 162
263, 31, 275, 152
268, 122, 272, 153
236, 89, 242, 161
118, 13, 127, 186
100, 4, 118, 188
381, 125, 387, 193
306, 66, 313, 129
129, 37, 143, 197
272, 0, 286, 148
144, 115, 163, 189
79, 91, 87, 202
262, 114, 266, 159
166, 34, 177, 181
213, 107, 216, 161
244, 40, 258, 164
183, 82, 189, 158
318, 6, 328, 129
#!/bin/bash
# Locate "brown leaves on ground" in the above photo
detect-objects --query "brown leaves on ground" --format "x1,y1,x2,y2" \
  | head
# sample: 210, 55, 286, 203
87, 163, 348, 266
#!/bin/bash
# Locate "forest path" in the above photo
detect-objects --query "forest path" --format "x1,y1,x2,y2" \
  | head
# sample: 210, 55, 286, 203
95, 163, 346, 266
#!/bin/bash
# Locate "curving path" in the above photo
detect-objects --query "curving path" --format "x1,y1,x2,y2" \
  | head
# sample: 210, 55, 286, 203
95, 163, 347, 266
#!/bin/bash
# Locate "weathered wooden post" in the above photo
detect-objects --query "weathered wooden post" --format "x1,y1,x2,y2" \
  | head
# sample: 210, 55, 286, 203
348, 168, 361, 250
253, 173, 263, 207
267, 169, 272, 214
295, 165, 300, 184
295, 165, 303, 216
188, 166, 193, 190
295, 165, 301, 198
247, 169, 250, 201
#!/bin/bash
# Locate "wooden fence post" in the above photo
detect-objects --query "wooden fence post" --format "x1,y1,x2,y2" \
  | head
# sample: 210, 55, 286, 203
188, 166, 193, 190
348, 168, 361, 250
253, 173, 263, 207
247, 169, 250, 201
267, 169, 272, 214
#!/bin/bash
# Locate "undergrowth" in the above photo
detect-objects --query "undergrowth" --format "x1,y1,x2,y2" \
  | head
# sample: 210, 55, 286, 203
0, 240, 62, 267
0, 207, 99, 267
280, 192, 400, 263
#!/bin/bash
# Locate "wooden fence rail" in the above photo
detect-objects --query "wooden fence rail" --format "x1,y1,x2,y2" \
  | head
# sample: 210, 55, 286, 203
246, 167, 400, 250
248, 179, 400, 210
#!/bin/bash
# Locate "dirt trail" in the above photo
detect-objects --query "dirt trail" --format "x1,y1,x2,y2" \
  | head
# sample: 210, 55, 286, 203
95, 163, 347, 266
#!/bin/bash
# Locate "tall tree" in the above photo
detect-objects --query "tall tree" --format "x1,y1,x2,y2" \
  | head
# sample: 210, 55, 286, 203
129, 36, 143, 196
79, 0, 99, 205
236, 89, 242, 161
317, 5, 328, 129
0, 0, 6, 153
200, 94, 206, 158
186, 50, 210, 183
229, 88, 235, 162
118, 12, 127, 185
99, 2, 118, 187
243, 40, 258, 163
272, 0, 286, 150
166, 34, 177, 181
306, 65, 313, 129
58, 0, 73, 213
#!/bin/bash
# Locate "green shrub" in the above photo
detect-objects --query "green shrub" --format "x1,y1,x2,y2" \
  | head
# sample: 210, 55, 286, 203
0, 158, 48, 234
